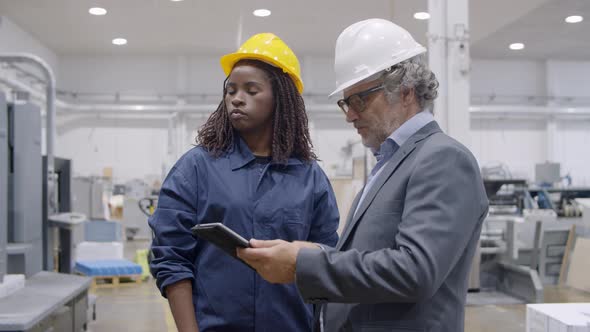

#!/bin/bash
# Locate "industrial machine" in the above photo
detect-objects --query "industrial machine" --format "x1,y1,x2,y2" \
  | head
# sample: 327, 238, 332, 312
470, 179, 548, 303
531, 162, 590, 218
0, 92, 7, 285
0, 90, 91, 332
545, 188, 590, 217
138, 196, 158, 217
5, 98, 44, 277
484, 178, 529, 215
535, 162, 561, 186
122, 179, 156, 240
470, 178, 584, 304
71, 176, 109, 221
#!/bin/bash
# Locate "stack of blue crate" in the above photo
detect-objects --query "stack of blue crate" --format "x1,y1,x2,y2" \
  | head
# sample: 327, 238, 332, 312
76, 220, 143, 285
75, 260, 142, 277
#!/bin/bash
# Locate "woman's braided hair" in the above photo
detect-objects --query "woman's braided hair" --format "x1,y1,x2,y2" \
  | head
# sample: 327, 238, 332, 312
196, 59, 317, 163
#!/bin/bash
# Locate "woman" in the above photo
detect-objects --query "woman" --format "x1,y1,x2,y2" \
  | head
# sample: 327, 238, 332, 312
149, 33, 340, 332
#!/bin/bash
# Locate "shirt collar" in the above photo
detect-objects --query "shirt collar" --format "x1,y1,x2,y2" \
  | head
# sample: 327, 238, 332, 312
228, 135, 303, 171
372, 110, 435, 158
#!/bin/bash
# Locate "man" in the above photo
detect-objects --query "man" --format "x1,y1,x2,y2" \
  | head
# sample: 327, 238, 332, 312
238, 18, 488, 332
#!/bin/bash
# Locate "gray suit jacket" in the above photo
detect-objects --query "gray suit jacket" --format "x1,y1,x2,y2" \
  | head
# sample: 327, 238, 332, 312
296, 121, 489, 332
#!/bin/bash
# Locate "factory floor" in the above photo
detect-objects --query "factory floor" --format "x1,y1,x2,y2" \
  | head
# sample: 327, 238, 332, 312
86, 239, 174, 332
465, 286, 590, 332
87, 240, 590, 332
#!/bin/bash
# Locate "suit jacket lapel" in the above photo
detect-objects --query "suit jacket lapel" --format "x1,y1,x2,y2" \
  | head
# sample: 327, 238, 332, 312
336, 190, 363, 250
336, 121, 442, 249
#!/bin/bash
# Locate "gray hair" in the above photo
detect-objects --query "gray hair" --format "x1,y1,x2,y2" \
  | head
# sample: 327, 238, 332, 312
381, 54, 439, 113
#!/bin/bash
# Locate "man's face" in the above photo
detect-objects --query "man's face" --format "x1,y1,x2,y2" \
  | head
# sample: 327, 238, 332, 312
343, 80, 411, 149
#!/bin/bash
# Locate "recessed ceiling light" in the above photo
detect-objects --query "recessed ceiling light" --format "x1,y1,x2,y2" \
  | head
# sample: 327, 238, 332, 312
509, 43, 525, 50
88, 7, 107, 16
112, 38, 127, 46
253, 9, 271, 17
170, 0, 184, 2
413, 12, 430, 20
565, 15, 583, 23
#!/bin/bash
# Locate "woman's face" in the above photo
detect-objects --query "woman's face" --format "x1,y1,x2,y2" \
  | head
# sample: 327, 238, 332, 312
225, 64, 274, 135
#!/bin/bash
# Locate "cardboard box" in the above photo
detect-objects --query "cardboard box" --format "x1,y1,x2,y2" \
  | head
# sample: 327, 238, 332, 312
75, 241, 124, 262
527, 303, 590, 332
103, 167, 113, 179
566, 238, 590, 293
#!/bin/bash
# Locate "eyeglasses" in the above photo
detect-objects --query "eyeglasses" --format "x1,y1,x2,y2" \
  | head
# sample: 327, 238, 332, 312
337, 85, 384, 115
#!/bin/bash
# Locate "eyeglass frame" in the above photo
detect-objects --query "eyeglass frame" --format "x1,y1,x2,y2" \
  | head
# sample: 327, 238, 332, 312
336, 84, 385, 115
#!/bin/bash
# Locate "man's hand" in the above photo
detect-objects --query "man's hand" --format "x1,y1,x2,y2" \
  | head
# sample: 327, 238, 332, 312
237, 239, 320, 284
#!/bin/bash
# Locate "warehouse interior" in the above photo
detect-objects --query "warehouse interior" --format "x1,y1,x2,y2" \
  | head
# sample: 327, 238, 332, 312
1, 0, 590, 331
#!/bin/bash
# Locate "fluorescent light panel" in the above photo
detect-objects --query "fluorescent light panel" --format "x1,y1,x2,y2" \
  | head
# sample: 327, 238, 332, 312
565, 15, 583, 23
509, 43, 525, 50
253, 9, 271, 17
413, 12, 430, 20
112, 38, 128, 46
89, 7, 107, 15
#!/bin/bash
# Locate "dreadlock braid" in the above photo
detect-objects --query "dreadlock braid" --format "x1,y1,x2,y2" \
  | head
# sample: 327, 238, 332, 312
195, 76, 234, 157
196, 60, 317, 164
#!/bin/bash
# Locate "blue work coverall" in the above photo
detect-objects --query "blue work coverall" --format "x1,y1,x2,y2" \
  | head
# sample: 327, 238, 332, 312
149, 137, 340, 332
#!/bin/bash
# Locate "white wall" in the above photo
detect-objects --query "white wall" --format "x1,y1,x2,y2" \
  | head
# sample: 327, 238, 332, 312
0, 16, 58, 76
311, 118, 362, 176
2, 16, 589, 186
58, 54, 328, 98
470, 118, 547, 179
470, 116, 589, 186
55, 116, 169, 181
546, 60, 590, 100
471, 59, 546, 100
58, 55, 226, 97
554, 120, 590, 185
52, 57, 590, 185
470, 59, 590, 185
54, 54, 353, 181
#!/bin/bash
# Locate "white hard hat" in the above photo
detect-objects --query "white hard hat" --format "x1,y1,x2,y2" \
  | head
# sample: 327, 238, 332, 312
329, 18, 426, 97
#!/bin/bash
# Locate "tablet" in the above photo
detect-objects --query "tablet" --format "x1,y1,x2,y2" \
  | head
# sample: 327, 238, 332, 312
191, 223, 252, 268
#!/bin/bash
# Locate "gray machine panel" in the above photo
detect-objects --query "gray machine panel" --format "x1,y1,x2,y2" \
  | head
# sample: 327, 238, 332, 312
7, 102, 42, 277
0, 93, 7, 282
71, 178, 92, 219
535, 162, 561, 184
72, 177, 106, 220
0, 271, 91, 331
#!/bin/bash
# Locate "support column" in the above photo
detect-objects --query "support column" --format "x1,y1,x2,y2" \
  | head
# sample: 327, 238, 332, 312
428, 0, 471, 147
176, 55, 189, 101
177, 113, 188, 158
165, 114, 177, 175
546, 119, 557, 163
545, 60, 558, 163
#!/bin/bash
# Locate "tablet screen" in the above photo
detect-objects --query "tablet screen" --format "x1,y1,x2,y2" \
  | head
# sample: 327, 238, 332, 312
191, 223, 253, 269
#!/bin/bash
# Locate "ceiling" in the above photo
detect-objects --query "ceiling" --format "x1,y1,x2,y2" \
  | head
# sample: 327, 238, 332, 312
0, 0, 587, 60
471, 0, 590, 60
0, 0, 402, 56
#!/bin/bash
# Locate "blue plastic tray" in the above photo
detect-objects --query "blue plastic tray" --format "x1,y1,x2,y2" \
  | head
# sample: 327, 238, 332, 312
75, 259, 142, 276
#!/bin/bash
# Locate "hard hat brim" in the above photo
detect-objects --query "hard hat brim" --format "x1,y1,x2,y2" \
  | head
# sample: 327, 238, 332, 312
328, 46, 426, 98
220, 53, 304, 94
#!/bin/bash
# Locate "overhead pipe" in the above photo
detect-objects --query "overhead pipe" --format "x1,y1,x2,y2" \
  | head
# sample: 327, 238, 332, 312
0, 73, 341, 116
0, 53, 58, 215
3, 62, 590, 122
470, 105, 590, 120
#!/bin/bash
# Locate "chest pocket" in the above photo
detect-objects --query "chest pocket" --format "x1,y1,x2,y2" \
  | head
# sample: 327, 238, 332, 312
259, 208, 309, 242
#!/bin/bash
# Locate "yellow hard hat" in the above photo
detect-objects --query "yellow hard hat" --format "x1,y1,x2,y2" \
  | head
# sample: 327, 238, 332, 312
220, 33, 304, 94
